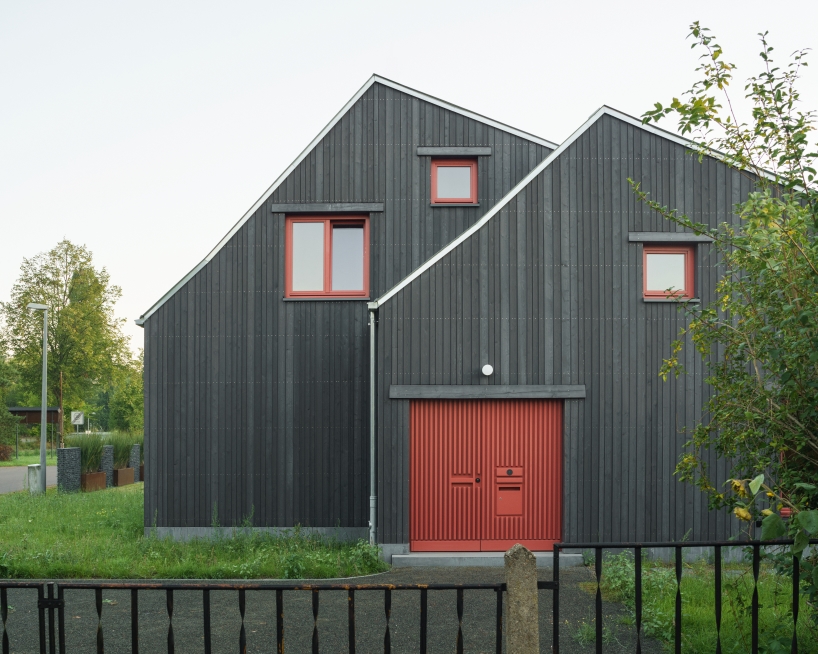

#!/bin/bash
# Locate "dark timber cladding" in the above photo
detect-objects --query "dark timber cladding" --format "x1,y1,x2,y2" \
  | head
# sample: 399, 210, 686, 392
143, 81, 552, 530
376, 112, 751, 544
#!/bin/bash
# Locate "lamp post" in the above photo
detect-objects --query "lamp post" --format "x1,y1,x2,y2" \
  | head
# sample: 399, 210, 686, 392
27, 303, 48, 494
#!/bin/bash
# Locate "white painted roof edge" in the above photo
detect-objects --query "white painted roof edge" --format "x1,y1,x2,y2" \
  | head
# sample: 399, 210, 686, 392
371, 105, 724, 308
135, 74, 558, 326
373, 76, 559, 149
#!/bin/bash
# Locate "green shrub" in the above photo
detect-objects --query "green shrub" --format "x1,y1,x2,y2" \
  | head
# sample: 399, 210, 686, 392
108, 432, 135, 468
65, 433, 104, 474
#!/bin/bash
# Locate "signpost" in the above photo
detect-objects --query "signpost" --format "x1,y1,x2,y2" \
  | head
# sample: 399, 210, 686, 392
71, 411, 84, 433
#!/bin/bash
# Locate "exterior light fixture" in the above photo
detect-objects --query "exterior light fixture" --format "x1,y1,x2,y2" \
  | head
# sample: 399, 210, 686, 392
481, 364, 494, 376
27, 303, 48, 494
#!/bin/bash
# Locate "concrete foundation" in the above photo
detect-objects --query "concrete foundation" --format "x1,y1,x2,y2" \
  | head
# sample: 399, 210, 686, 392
149, 526, 369, 541
391, 551, 584, 568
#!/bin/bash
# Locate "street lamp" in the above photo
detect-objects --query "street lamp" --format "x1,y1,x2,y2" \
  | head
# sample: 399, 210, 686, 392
27, 302, 48, 494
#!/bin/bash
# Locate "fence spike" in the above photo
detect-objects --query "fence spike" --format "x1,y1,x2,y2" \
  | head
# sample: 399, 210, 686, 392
95, 587, 103, 654
311, 589, 319, 654
715, 545, 722, 654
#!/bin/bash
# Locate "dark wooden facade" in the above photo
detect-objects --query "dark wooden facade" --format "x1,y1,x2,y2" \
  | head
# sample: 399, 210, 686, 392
376, 111, 748, 544
141, 78, 750, 546
141, 79, 552, 533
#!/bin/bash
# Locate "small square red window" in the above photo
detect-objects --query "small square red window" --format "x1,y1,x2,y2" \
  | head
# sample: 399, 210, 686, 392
431, 159, 478, 204
285, 215, 369, 298
643, 245, 695, 298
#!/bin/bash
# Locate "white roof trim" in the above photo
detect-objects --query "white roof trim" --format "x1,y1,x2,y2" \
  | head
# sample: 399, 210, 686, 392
135, 75, 557, 325
373, 76, 558, 149
371, 105, 730, 309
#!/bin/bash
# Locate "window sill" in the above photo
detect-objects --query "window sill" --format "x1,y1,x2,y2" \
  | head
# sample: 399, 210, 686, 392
643, 297, 700, 304
283, 297, 370, 302
430, 203, 480, 208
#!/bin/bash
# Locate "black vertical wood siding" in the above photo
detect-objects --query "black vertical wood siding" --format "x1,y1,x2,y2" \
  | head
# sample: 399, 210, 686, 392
376, 113, 746, 544
143, 83, 551, 529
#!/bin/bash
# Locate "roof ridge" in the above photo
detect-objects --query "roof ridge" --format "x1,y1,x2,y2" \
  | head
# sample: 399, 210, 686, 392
370, 106, 725, 308
136, 75, 557, 325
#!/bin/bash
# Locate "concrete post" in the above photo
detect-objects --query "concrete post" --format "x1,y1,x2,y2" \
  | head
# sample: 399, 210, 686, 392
505, 544, 539, 654
27, 464, 41, 494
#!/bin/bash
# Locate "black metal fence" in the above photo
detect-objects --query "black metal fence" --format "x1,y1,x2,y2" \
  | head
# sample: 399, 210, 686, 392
3, 539, 816, 653
550, 539, 818, 654
0, 580, 505, 654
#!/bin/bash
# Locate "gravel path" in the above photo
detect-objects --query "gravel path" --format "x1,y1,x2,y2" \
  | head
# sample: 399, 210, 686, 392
1, 566, 664, 653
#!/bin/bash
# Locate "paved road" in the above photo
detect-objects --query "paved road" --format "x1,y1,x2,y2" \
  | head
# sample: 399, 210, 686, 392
0, 566, 664, 653
0, 465, 57, 494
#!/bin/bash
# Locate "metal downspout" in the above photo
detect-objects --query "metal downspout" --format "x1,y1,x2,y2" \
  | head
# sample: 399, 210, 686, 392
369, 308, 377, 546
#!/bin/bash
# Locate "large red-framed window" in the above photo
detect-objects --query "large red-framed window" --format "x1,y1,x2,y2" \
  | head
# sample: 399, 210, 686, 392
285, 215, 369, 298
643, 244, 695, 298
431, 159, 478, 204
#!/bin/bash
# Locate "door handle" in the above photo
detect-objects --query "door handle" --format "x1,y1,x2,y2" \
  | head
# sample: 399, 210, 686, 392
475, 478, 481, 483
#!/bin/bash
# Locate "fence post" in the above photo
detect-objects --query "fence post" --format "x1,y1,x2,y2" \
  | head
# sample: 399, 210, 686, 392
505, 544, 539, 654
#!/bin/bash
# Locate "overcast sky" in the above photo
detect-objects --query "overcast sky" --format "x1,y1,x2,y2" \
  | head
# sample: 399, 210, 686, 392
2, 0, 816, 353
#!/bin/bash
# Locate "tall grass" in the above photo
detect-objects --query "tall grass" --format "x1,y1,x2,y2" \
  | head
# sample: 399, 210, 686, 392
107, 432, 136, 468
64, 433, 103, 474
0, 485, 387, 579
585, 550, 818, 653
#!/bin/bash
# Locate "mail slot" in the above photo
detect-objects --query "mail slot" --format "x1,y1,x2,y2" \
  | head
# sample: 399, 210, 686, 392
495, 466, 523, 515
496, 485, 522, 515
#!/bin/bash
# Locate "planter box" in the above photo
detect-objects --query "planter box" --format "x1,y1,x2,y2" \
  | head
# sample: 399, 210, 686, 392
140, 464, 144, 483
113, 467, 134, 487
81, 471, 107, 492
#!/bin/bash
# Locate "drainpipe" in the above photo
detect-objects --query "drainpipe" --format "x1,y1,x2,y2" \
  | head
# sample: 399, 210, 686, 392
368, 306, 378, 546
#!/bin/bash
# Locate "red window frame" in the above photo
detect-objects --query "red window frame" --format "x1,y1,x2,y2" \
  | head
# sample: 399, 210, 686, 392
642, 244, 695, 298
431, 159, 478, 204
285, 215, 370, 298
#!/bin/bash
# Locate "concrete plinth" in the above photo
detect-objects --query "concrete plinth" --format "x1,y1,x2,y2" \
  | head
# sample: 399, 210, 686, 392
27, 464, 41, 494
391, 551, 582, 568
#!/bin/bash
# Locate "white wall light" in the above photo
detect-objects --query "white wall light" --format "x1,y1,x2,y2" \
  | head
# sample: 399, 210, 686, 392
481, 364, 494, 376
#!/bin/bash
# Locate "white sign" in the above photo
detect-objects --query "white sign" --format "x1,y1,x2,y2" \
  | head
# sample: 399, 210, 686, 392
71, 411, 84, 426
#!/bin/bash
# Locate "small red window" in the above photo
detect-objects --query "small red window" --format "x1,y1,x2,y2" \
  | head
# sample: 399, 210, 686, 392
643, 245, 695, 298
285, 216, 369, 298
431, 159, 478, 204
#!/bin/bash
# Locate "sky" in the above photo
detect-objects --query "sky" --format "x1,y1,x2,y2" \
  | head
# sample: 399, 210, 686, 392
1, 0, 816, 354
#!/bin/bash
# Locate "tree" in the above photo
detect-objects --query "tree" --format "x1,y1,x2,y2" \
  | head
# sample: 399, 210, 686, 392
636, 22, 818, 602
108, 353, 144, 433
0, 355, 20, 455
0, 240, 130, 431
91, 352, 144, 433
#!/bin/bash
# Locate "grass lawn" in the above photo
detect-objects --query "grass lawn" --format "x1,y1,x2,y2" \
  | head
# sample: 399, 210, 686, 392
0, 451, 59, 467
582, 551, 818, 653
0, 484, 388, 579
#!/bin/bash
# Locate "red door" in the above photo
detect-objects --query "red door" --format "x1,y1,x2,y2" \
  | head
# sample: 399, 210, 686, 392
410, 399, 562, 552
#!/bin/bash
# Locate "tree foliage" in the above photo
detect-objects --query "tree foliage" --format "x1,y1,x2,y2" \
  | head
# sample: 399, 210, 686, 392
636, 22, 818, 571
0, 240, 130, 421
0, 356, 20, 448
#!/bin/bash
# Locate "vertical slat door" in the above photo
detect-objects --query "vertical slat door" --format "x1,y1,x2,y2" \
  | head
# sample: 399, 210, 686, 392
410, 400, 483, 551
410, 399, 562, 551
481, 399, 562, 550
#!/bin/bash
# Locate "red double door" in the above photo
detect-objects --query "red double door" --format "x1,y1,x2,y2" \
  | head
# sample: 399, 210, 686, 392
410, 399, 562, 552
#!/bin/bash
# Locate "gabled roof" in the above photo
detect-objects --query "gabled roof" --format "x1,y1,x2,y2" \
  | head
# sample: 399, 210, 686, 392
369, 105, 713, 309
135, 75, 558, 326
